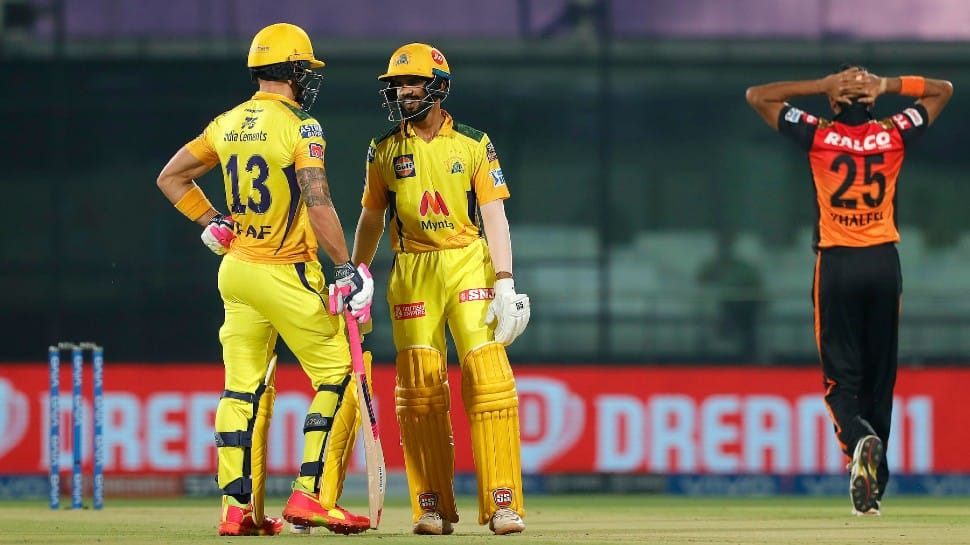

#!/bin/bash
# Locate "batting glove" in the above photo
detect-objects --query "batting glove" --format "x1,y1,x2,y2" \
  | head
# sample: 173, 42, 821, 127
329, 262, 375, 323
201, 214, 235, 255
485, 278, 531, 346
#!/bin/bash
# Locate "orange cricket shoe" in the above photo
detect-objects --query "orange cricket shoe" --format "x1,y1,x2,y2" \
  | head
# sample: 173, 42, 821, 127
218, 496, 284, 536
281, 489, 370, 535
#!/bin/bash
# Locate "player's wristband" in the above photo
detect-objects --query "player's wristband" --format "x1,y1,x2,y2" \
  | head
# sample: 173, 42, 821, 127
899, 76, 925, 97
496, 271, 513, 280
174, 185, 214, 222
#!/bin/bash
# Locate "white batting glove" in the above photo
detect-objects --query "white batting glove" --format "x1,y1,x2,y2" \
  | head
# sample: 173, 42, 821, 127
201, 214, 235, 255
329, 262, 375, 323
485, 278, 531, 346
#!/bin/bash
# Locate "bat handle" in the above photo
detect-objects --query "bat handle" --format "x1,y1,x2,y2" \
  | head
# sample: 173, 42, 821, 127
344, 311, 367, 375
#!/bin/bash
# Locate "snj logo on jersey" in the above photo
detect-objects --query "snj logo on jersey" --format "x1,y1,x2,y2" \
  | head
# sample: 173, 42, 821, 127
459, 288, 495, 302
419, 190, 450, 216
394, 154, 416, 178
431, 49, 445, 65
394, 302, 426, 320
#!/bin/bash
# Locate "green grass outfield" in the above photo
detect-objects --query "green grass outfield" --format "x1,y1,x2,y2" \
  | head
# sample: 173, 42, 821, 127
0, 495, 968, 545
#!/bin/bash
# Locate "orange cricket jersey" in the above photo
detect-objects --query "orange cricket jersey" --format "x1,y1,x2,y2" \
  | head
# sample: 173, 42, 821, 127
778, 104, 928, 249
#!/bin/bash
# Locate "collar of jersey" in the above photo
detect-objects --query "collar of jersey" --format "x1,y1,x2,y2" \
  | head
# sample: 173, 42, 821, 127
833, 105, 874, 126
251, 91, 301, 109
402, 109, 455, 138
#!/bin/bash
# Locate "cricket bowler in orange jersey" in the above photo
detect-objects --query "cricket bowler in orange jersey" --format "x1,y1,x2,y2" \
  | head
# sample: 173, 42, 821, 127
747, 65, 952, 517
349, 43, 531, 535
155, 22, 375, 536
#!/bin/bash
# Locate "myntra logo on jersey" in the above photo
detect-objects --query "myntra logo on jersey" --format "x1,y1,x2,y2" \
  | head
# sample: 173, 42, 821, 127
821, 130, 894, 152
393, 302, 426, 320
419, 191, 449, 216
459, 288, 494, 302
419, 190, 456, 231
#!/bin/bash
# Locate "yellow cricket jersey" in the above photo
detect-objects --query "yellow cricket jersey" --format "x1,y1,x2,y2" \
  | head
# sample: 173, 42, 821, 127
362, 110, 510, 253
185, 91, 327, 264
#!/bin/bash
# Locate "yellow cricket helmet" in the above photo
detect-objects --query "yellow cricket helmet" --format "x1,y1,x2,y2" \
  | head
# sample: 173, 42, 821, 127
378, 43, 450, 81
378, 43, 451, 122
247, 23, 324, 69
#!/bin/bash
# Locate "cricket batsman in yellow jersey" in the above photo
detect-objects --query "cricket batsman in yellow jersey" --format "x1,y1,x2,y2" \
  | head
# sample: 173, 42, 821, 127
349, 43, 532, 535
155, 23, 374, 536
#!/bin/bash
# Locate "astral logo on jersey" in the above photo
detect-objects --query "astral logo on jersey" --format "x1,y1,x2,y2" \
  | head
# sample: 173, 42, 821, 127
394, 154, 415, 178
459, 288, 495, 302
419, 191, 449, 216
393, 302, 426, 320
299, 123, 323, 139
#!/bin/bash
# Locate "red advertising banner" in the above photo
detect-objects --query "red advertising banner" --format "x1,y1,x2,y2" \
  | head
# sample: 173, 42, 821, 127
0, 363, 963, 476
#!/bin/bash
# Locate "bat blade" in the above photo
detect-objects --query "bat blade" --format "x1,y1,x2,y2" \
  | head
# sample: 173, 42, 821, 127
346, 314, 386, 529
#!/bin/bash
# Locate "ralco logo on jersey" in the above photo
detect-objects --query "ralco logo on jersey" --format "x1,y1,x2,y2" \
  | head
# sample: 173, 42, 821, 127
821, 130, 893, 152
419, 190, 455, 231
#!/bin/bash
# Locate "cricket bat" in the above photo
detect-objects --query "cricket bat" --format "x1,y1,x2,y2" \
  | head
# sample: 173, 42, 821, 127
344, 312, 386, 529
251, 355, 277, 522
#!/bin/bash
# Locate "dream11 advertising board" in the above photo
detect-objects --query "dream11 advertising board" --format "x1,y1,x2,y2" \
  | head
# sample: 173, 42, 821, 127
0, 364, 965, 486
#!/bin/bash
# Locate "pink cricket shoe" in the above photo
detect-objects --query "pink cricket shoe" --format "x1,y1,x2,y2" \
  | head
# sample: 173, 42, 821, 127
281, 489, 370, 535
217, 496, 284, 536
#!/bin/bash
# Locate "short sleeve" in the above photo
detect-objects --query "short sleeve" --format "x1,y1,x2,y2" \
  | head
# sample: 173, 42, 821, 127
361, 140, 388, 209
184, 122, 220, 167
472, 135, 511, 205
777, 105, 821, 152
293, 118, 326, 170
889, 104, 929, 147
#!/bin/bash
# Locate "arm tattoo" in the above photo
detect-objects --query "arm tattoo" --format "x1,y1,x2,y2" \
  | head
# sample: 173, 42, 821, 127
297, 167, 333, 207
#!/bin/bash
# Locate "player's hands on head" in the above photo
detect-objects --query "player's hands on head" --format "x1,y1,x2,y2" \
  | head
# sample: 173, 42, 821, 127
329, 262, 375, 323
827, 67, 886, 105
824, 67, 865, 105
201, 214, 235, 255
485, 278, 531, 346
852, 71, 885, 104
